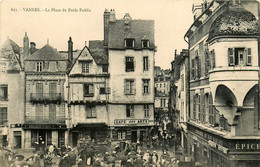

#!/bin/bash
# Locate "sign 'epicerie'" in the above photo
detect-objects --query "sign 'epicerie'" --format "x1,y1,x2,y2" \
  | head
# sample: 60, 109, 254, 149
114, 119, 149, 125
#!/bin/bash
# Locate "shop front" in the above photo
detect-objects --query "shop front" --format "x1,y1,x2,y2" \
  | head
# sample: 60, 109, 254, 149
187, 123, 260, 167
111, 119, 153, 145
70, 123, 108, 147
22, 124, 67, 148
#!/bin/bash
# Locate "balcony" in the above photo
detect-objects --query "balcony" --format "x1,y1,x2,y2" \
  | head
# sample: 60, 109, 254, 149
25, 116, 65, 124
30, 93, 62, 103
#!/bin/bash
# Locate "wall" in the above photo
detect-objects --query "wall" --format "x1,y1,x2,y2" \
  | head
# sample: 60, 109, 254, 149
109, 49, 154, 103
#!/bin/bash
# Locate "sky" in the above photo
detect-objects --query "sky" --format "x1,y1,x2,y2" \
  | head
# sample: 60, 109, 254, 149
0, 0, 199, 69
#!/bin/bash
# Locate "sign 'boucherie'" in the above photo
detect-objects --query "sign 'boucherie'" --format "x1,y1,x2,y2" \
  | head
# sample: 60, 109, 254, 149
114, 119, 149, 125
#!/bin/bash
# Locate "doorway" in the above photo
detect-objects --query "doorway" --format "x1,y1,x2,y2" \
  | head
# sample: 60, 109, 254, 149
131, 131, 137, 143
72, 132, 78, 147
13, 131, 21, 149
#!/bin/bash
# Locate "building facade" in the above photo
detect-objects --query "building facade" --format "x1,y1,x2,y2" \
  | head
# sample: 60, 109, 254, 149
106, 11, 155, 143
23, 36, 69, 148
184, 0, 260, 166
0, 38, 25, 149
66, 39, 110, 147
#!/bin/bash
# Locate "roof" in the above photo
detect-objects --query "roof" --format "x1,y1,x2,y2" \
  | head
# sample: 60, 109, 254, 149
0, 38, 20, 56
108, 19, 155, 49
25, 44, 66, 61
208, 5, 258, 42
89, 40, 108, 65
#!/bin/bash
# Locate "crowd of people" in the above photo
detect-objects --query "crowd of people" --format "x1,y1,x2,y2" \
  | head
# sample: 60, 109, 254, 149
0, 139, 180, 167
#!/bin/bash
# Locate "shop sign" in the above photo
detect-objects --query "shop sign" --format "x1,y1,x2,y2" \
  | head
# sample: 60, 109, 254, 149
208, 140, 217, 148
114, 119, 149, 125
235, 143, 260, 151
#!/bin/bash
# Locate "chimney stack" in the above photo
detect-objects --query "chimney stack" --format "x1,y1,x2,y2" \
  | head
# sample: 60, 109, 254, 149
104, 9, 110, 46
68, 37, 73, 62
29, 42, 37, 55
22, 32, 29, 68
109, 9, 116, 22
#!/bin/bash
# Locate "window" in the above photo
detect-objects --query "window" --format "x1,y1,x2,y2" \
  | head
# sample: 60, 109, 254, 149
193, 94, 196, 120
143, 79, 150, 94
82, 62, 90, 73
84, 84, 94, 97
197, 94, 201, 122
228, 48, 252, 66
125, 79, 135, 95
195, 50, 201, 79
36, 62, 43, 72
0, 108, 7, 125
102, 65, 108, 73
191, 59, 195, 79
126, 105, 134, 118
125, 57, 134, 72
160, 99, 166, 107
118, 131, 126, 140
0, 85, 8, 101
99, 87, 106, 94
143, 57, 149, 71
144, 104, 149, 118
209, 94, 215, 125
86, 106, 97, 118
210, 50, 216, 68
125, 38, 135, 48
205, 48, 210, 76
160, 99, 163, 107
142, 40, 149, 48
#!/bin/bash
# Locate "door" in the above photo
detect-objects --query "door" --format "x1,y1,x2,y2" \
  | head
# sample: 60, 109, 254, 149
131, 131, 137, 143
72, 132, 78, 147
58, 131, 65, 148
39, 130, 46, 145
36, 83, 43, 99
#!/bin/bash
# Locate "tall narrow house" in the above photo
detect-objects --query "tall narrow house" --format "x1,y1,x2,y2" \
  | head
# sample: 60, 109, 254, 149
184, 0, 259, 166
106, 10, 156, 143
23, 41, 68, 148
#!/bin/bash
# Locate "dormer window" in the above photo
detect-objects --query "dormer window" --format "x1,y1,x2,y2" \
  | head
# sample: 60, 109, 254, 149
142, 40, 150, 48
36, 62, 43, 72
125, 38, 135, 48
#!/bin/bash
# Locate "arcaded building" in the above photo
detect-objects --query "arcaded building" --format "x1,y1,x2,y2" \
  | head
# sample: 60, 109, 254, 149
184, 0, 259, 166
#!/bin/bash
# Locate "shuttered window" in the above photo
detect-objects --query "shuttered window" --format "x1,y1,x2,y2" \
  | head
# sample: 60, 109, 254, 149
83, 84, 94, 97
210, 50, 216, 68
86, 106, 97, 118
247, 48, 252, 65
191, 59, 195, 79
228, 48, 234, 66
125, 79, 135, 95
126, 105, 134, 118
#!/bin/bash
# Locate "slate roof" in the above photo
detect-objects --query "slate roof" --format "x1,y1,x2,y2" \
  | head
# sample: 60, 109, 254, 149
208, 5, 258, 41
25, 44, 66, 61
108, 19, 155, 49
89, 40, 108, 65
0, 38, 21, 56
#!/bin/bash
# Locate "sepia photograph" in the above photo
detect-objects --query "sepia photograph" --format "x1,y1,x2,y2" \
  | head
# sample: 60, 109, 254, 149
0, 0, 259, 166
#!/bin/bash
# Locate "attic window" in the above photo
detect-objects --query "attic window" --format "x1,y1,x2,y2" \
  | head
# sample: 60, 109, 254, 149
36, 62, 43, 72
125, 38, 135, 48
142, 40, 150, 48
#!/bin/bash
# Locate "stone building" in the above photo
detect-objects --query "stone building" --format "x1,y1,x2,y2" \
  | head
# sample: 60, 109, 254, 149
184, 0, 259, 166
23, 35, 69, 148
106, 10, 155, 143
0, 38, 25, 148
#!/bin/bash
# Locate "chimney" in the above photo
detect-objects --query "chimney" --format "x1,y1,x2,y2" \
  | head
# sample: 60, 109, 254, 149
68, 37, 73, 62
22, 32, 29, 68
104, 9, 110, 46
29, 42, 37, 55
109, 9, 116, 22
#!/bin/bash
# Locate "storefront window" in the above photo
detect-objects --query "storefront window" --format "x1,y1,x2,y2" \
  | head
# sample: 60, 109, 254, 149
118, 131, 126, 140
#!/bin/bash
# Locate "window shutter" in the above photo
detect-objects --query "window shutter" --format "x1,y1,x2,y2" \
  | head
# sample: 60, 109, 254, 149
228, 48, 234, 66
86, 106, 91, 118
130, 105, 134, 118
197, 57, 201, 78
193, 94, 196, 120
89, 84, 94, 94
247, 48, 252, 66
191, 59, 195, 79
212, 50, 216, 68
92, 108, 97, 117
